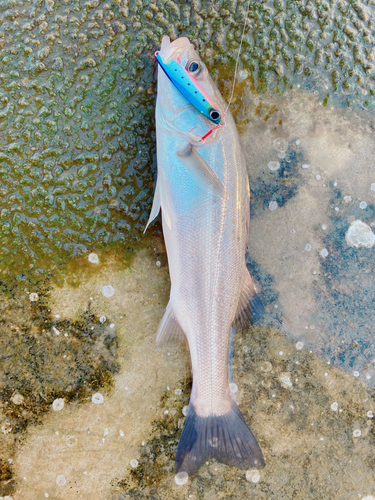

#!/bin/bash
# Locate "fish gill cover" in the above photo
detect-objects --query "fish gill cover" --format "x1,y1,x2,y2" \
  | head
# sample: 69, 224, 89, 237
0, 0, 374, 272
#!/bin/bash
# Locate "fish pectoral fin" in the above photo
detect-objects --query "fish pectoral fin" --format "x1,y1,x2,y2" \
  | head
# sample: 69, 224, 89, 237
177, 143, 224, 194
233, 267, 265, 330
156, 302, 185, 345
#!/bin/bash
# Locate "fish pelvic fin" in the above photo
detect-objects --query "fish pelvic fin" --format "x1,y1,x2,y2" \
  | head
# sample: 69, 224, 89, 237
177, 143, 224, 194
144, 174, 172, 233
175, 399, 265, 476
144, 175, 161, 233
233, 267, 265, 330
156, 302, 185, 345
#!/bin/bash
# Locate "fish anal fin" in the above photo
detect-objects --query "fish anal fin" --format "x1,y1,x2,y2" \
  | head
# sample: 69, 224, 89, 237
175, 398, 265, 475
177, 143, 223, 194
156, 302, 185, 345
233, 268, 264, 330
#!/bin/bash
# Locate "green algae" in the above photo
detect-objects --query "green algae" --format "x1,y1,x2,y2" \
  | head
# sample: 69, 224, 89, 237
0, 274, 119, 496
0, 0, 373, 272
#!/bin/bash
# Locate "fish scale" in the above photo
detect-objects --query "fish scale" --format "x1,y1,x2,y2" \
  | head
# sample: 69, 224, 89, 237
145, 35, 265, 475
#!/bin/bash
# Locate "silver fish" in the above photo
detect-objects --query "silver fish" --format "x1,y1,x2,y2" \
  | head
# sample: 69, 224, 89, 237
146, 36, 265, 475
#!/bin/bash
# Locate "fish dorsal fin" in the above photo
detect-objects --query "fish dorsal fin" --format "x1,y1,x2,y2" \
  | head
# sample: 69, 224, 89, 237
156, 302, 185, 345
177, 143, 224, 194
233, 267, 264, 330
144, 173, 172, 232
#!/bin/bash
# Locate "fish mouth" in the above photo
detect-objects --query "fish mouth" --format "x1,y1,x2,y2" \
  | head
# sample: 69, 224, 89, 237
159, 35, 192, 64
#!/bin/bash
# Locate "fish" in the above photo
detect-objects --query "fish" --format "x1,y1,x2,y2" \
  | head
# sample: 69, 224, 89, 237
145, 35, 265, 476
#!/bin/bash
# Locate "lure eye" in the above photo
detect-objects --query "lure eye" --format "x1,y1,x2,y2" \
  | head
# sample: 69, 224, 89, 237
210, 110, 221, 122
187, 60, 202, 76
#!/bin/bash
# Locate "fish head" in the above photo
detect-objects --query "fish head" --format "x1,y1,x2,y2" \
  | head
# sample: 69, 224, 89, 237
156, 36, 226, 143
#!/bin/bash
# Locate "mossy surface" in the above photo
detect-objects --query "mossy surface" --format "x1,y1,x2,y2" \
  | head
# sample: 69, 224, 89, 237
0, 0, 373, 271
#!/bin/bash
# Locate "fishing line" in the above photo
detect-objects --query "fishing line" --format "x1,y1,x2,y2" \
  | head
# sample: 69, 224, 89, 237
198, 0, 251, 142
224, 0, 252, 118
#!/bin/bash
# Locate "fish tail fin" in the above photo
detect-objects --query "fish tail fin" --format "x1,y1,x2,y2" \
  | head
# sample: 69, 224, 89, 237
175, 400, 264, 475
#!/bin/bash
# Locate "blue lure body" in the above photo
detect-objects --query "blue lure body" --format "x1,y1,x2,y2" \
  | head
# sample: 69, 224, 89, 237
155, 52, 222, 125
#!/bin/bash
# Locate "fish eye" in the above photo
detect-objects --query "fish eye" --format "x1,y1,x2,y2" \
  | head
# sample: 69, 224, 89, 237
210, 110, 221, 121
187, 60, 202, 76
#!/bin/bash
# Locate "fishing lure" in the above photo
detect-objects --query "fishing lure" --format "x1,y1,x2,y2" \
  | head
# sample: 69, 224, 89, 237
155, 52, 222, 127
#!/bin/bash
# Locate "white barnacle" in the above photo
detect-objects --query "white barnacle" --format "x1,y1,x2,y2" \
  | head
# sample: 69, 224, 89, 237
175, 471, 188, 485
102, 285, 115, 297
331, 402, 338, 411
52, 398, 64, 411
353, 429, 361, 438
11, 393, 24, 405
56, 475, 66, 487
279, 372, 292, 388
246, 469, 260, 483
92, 393, 104, 404
88, 253, 99, 264
269, 201, 278, 211
268, 160, 280, 171
230, 382, 238, 395
130, 459, 138, 468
